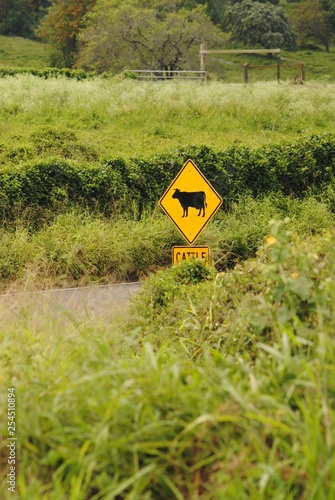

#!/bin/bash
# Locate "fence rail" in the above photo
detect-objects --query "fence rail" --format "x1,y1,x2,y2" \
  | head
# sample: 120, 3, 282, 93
124, 70, 207, 82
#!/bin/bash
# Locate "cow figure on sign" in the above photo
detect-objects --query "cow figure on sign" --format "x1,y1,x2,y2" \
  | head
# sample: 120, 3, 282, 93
172, 189, 207, 217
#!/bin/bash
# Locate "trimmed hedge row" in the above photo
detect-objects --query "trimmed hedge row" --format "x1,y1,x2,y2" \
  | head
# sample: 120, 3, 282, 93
1, 133, 335, 223
0, 67, 96, 80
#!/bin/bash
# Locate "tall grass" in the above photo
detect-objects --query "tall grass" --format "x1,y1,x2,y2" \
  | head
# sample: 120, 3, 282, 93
2, 76, 335, 165
0, 194, 333, 292
0, 209, 183, 291
1, 218, 335, 498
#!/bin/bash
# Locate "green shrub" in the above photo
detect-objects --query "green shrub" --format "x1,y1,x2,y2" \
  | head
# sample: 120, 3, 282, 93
2, 133, 335, 223
132, 258, 215, 321
0, 159, 128, 224
0, 67, 96, 80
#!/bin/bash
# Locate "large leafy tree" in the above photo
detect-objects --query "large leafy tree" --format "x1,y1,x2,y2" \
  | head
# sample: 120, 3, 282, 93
77, 0, 227, 74
184, 0, 230, 27
36, 0, 96, 67
0, 0, 50, 38
226, 0, 296, 49
321, 0, 335, 34
293, 0, 331, 51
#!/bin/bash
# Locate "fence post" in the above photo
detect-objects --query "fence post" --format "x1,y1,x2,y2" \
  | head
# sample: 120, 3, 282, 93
277, 54, 281, 83
243, 63, 248, 84
301, 64, 305, 83
200, 43, 207, 82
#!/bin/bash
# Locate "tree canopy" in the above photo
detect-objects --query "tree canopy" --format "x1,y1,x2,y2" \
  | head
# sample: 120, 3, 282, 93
293, 0, 331, 52
36, 0, 96, 67
226, 0, 296, 50
7, 0, 335, 70
0, 0, 50, 38
77, 0, 227, 74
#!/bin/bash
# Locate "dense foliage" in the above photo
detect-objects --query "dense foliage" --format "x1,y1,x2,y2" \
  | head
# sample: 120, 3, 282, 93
77, 1, 226, 74
292, 0, 331, 51
1, 134, 335, 224
2, 0, 332, 70
36, 0, 96, 67
226, 0, 296, 50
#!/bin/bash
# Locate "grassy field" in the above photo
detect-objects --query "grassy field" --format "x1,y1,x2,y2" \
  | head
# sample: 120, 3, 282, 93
205, 48, 335, 83
0, 36, 51, 69
1, 76, 335, 166
1, 60, 335, 497
1, 207, 335, 498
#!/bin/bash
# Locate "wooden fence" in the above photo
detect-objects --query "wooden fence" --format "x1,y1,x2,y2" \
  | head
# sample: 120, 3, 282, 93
243, 61, 305, 84
199, 45, 306, 84
124, 70, 207, 82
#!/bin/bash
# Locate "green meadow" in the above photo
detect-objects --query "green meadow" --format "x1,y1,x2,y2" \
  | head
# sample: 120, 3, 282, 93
1, 68, 335, 498
0, 36, 51, 69
1, 75, 335, 165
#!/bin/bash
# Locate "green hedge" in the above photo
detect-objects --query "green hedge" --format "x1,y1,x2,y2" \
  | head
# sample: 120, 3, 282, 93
1, 133, 335, 223
0, 67, 96, 80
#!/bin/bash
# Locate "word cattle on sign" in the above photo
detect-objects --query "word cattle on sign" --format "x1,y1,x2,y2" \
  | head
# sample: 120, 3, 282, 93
172, 246, 209, 265
159, 159, 223, 244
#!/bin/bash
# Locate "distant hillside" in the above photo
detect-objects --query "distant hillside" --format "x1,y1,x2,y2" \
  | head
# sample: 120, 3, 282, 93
0, 35, 51, 68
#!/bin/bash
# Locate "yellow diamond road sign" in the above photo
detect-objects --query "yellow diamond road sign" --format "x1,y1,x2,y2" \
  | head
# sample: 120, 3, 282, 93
159, 159, 223, 244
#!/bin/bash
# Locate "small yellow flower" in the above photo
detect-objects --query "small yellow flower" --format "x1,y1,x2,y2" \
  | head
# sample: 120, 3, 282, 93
290, 272, 299, 279
265, 235, 277, 246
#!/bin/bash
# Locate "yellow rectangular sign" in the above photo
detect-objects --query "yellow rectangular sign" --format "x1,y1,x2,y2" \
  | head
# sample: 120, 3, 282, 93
172, 246, 210, 265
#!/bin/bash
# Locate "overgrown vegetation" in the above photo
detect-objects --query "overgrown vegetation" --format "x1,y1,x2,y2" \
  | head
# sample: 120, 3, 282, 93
2, 77, 335, 171
1, 132, 335, 227
1, 217, 335, 498
1, 73, 335, 498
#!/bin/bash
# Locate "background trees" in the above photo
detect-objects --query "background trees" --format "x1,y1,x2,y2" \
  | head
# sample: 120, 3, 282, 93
293, 0, 330, 51
0, 0, 50, 38
225, 0, 296, 50
77, 0, 227, 74
2, 0, 335, 71
36, 0, 96, 67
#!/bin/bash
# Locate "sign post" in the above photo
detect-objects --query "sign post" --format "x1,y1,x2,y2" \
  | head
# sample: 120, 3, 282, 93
159, 159, 223, 263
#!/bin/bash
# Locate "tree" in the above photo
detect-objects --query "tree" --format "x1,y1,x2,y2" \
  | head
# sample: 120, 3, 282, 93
320, 0, 335, 48
226, 0, 296, 50
77, 0, 227, 74
293, 0, 331, 52
36, 0, 96, 67
0, 0, 50, 38
184, 0, 230, 27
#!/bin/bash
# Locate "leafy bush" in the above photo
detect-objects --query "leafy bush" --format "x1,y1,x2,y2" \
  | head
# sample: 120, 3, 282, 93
1, 133, 335, 224
132, 258, 215, 320
0, 159, 128, 224
129, 217, 335, 362
0, 67, 96, 80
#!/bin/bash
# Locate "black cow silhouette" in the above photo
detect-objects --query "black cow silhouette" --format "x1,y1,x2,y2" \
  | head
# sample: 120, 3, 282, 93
172, 189, 207, 217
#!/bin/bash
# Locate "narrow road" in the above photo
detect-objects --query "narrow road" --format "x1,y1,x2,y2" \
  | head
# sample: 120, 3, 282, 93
0, 282, 143, 322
